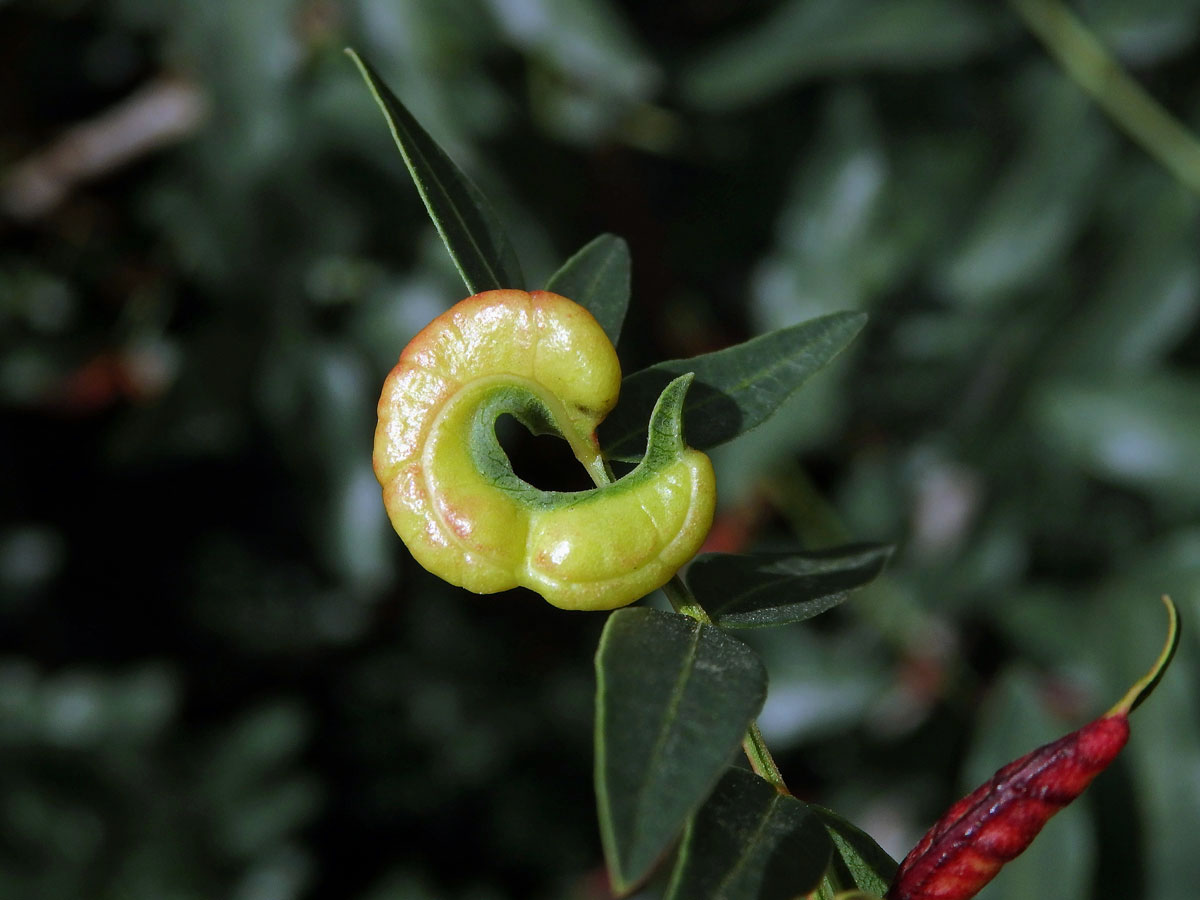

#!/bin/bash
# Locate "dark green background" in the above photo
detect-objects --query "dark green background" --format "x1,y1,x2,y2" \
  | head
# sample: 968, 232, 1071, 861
2, 1, 1198, 898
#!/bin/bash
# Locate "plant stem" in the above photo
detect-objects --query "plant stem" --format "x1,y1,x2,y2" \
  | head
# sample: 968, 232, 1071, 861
741, 722, 788, 792
661, 574, 792, 795
660, 573, 713, 625
1009, 0, 1200, 197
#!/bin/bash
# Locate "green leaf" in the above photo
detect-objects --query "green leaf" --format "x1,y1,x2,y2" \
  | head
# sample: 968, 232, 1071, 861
812, 806, 897, 898
688, 544, 892, 629
937, 68, 1111, 306
1079, 0, 1200, 63
488, 0, 659, 100
545, 233, 631, 346
750, 88, 893, 332
595, 608, 769, 894
1032, 371, 1200, 503
1049, 172, 1200, 376
665, 767, 833, 900
683, 0, 1000, 110
346, 49, 525, 293
600, 312, 867, 462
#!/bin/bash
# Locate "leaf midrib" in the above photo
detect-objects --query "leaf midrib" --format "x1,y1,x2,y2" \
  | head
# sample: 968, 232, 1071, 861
628, 621, 704, 866
393, 108, 504, 291
712, 568, 864, 613
352, 52, 506, 292
714, 791, 785, 898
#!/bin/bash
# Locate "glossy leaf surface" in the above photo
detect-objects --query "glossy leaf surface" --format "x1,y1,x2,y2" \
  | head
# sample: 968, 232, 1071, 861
689, 544, 892, 628
600, 311, 867, 461
595, 609, 768, 894
545, 234, 631, 346
665, 767, 832, 900
348, 50, 525, 293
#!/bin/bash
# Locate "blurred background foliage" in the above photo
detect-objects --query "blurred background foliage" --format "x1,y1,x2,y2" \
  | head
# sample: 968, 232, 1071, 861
2, 0, 1199, 898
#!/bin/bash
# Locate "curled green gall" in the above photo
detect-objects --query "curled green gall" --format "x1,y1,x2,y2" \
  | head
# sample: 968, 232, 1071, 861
373, 289, 716, 611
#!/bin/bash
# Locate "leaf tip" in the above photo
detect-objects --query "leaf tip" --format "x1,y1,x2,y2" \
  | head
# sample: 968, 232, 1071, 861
344, 46, 379, 96
1107, 594, 1180, 718
343, 46, 367, 72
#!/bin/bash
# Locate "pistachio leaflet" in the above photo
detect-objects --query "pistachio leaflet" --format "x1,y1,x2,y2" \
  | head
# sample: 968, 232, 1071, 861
373, 289, 716, 611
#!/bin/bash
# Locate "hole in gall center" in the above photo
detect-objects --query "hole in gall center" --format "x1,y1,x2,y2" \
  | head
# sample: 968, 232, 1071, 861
495, 415, 597, 492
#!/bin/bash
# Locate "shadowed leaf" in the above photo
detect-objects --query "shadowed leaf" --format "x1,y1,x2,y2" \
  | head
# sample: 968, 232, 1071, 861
595, 608, 768, 894
665, 767, 833, 900
600, 312, 867, 461
689, 544, 892, 628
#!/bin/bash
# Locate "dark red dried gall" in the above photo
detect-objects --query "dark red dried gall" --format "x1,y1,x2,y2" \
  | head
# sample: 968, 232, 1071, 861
887, 596, 1179, 900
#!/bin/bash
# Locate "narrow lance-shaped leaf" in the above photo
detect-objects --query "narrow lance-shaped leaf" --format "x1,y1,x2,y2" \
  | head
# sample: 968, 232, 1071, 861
666, 767, 833, 900
600, 311, 867, 461
689, 544, 893, 629
595, 608, 769, 895
346, 49, 525, 293
887, 596, 1180, 900
545, 233, 631, 346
